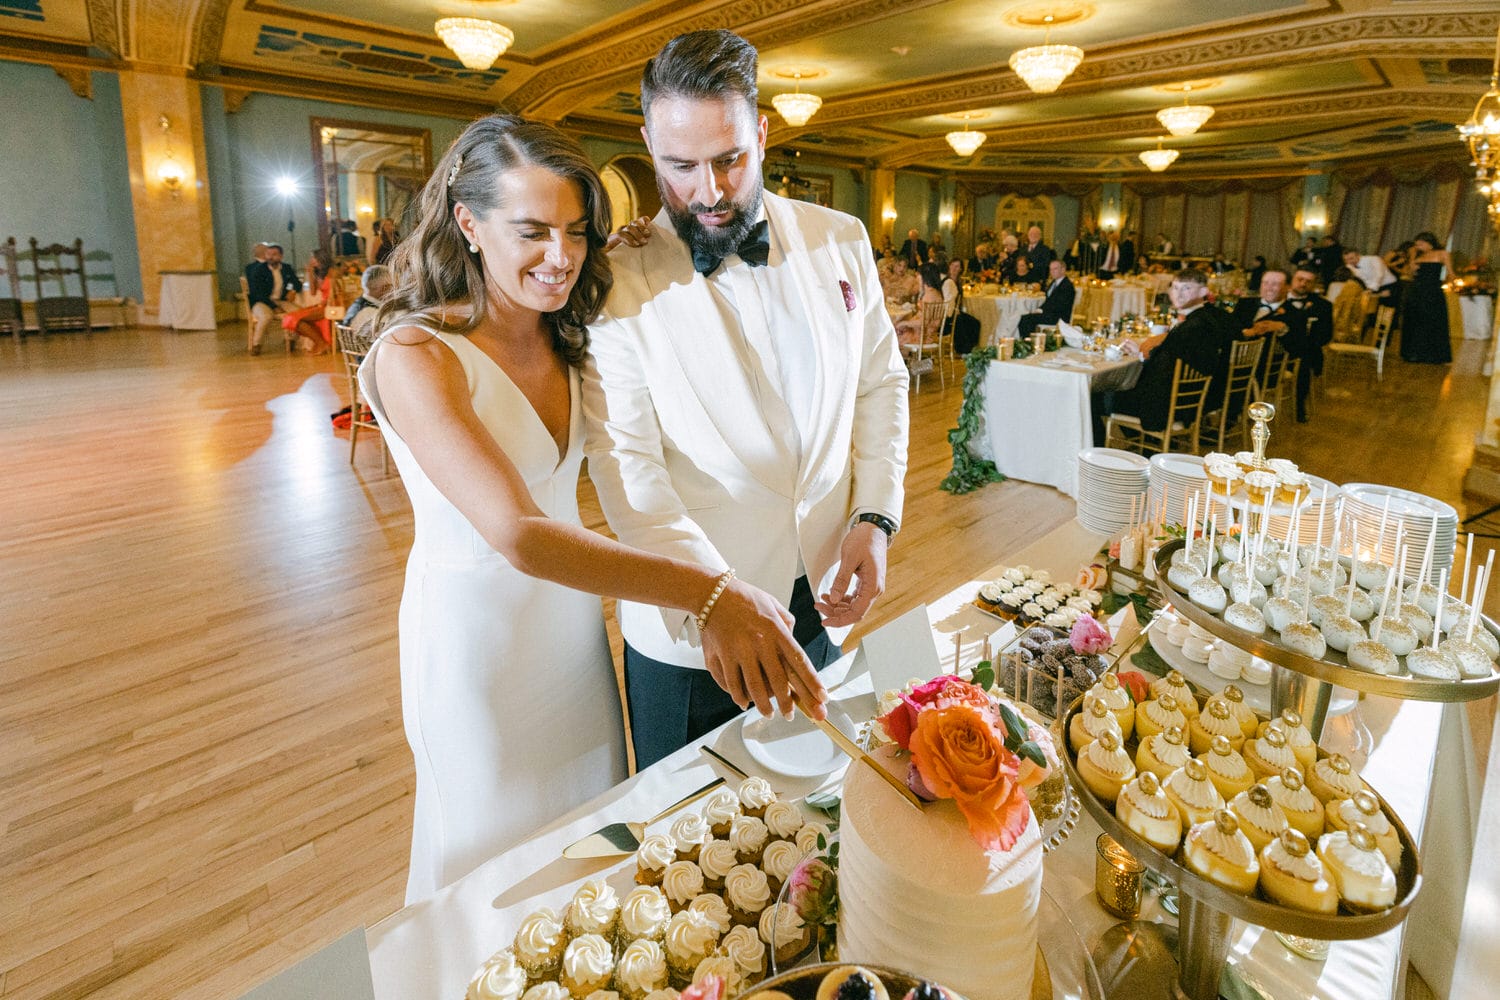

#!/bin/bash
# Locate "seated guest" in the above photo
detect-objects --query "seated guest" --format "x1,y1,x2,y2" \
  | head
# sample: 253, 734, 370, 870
997, 233, 1023, 281
1342, 247, 1397, 305
1285, 267, 1334, 421
1211, 253, 1234, 274
279, 248, 337, 355
344, 264, 393, 333
1230, 268, 1304, 390
895, 264, 946, 347
928, 233, 948, 268
878, 235, 896, 259
1011, 254, 1033, 284
334, 220, 363, 257
244, 242, 302, 356
1246, 254, 1267, 294
881, 257, 920, 302
941, 259, 963, 315
1017, 260, 1075, 337
1155, 233, 1175, 256
1096, 268, 1235, 441
1329, 269, 1369, 344
1023, 225, 1055, 275
969, 242, 998, 274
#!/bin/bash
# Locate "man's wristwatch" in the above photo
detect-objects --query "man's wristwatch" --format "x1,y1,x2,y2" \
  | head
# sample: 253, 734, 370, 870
855, 512, 897, 538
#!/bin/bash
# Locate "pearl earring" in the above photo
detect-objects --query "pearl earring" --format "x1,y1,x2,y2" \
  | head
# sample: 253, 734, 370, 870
468, 242, 479, 253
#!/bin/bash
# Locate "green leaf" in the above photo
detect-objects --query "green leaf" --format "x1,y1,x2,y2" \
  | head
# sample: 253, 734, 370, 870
1017, 740, 1048, 768
972, 660, 995, 691
998, 702, 1029, 747
804, 790, 841, 814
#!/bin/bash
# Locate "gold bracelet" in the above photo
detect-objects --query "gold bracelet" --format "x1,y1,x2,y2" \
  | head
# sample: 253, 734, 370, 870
696, 568, 736, 633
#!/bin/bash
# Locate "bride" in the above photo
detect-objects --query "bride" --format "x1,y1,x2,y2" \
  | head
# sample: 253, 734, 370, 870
360, 115, 827, 903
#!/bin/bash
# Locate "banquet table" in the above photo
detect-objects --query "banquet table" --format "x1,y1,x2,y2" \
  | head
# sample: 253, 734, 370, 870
1073, 282, 1150, 326
964, 289, 1043, 346
976, 349, 1141, 498
157, 270, 218, 330
1459, 293, 1495, 340
363, 519, 1460, 1000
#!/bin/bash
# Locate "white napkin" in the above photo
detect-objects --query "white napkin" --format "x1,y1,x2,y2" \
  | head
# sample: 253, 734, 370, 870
1058, 320, 1084, 340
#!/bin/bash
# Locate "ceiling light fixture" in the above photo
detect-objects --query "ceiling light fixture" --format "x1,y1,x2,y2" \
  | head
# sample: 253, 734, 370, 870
1138, 137, 1179, 173
1008, 14, 1084, 94
945, 114, 987, 157
435, 16, 514, 71
772, 72, 822, 127
1156, 84, 1215, 137
1459, 25, 1500, 227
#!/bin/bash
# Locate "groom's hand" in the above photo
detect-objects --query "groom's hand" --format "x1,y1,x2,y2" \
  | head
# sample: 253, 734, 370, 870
815, 522, 888, 628
702, 582, 827, 720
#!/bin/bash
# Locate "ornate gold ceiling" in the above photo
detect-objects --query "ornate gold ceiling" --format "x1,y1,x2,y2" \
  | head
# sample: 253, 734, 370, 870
1, 0, 1496, 178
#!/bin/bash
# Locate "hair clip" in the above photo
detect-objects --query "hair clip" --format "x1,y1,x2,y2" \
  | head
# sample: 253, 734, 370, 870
446, 153, 463, 188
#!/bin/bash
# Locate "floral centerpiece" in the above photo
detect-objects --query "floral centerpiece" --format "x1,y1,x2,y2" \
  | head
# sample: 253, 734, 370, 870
874, 675, 1055, 850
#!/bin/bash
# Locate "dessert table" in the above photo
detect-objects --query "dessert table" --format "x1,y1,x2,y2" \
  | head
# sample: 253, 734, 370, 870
964, 289, 1043, 346
1459, 294, 1495, 340
975, 350, 1141, 498
363, 518, 1463, 1000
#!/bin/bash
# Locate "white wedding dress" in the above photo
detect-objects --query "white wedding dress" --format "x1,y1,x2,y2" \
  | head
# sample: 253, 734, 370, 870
361, 328, 626, 903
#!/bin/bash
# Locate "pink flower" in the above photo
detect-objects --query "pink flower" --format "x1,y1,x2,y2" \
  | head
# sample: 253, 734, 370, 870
877, 675, 991, 749
680, 976, 725, 1000
1069, 614, 1111, 655
1108, 540, 1121, 559
788, 857, 838, 925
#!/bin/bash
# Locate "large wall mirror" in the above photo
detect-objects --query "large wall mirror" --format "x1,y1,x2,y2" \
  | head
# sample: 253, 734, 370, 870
310, 118, 432, 260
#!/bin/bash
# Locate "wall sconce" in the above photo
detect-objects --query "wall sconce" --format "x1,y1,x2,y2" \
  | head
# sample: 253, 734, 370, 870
358, 204, 374, 215
939, 212, 954, 228
156, 115, 185, 197
1305, 194, 1327, 232
882, 206, 898, 222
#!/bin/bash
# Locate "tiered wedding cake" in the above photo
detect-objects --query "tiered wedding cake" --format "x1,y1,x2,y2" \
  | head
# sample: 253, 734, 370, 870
837, 745, 1042, 1000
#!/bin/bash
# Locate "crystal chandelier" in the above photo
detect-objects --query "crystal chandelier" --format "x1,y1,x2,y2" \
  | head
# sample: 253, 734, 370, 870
1459, 26, 1500, 227
1008, 14, 1084, 94
1139, 137, 1179, 173
1157, 86, 1215, 137
435, 17, 514, 71
772, 74, 822, 127
945, 114, 987, 157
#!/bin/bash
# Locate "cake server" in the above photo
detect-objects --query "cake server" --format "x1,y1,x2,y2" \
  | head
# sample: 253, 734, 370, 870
807, 712, 925, 810
561, 777, 724, 860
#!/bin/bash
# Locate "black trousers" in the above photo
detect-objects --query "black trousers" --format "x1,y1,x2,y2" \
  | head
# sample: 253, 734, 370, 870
624, 575, 842, 771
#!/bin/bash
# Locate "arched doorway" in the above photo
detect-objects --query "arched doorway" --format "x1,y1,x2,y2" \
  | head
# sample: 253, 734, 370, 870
601, 154, 660, 229
996, 194, 1055, 241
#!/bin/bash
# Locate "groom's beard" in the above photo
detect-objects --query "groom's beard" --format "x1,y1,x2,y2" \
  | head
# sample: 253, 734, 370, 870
659, 180, 764, 260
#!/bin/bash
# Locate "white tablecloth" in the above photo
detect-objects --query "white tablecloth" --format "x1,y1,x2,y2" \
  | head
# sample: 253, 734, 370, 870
1075, 284, 1151, 325
965, 292, 1043, 346
157, 271, 218, 330
363, 518, 1458, 1000
1460, 295, 1495, 340
978, 351, 1141, 498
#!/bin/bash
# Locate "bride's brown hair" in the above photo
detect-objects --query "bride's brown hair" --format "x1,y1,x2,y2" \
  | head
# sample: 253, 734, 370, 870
374, 114, 612, 366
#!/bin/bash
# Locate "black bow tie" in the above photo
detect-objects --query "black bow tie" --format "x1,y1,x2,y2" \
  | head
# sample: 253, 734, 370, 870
692, 220, 770, 276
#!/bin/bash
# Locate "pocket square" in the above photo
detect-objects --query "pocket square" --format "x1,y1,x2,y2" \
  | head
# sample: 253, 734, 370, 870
839, 279, 856, 312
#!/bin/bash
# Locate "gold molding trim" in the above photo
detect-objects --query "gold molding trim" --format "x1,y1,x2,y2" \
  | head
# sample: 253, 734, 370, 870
53, 65, 93, 99
1001, 3, 1095, 30
241, 0, 541, 68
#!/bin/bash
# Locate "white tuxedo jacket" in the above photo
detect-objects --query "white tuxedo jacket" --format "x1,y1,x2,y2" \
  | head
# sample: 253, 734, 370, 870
582, 192, 909, 667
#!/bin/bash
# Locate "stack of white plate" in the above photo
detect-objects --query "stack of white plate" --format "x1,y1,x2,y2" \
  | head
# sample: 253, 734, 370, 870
1077, 447, 1150, 535
1259, 473, 1341, 547
1148, 453, 1229, 530
1341, 483, 1458, 583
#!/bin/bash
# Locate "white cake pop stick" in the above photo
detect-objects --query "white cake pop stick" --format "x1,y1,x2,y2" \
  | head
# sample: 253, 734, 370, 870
1345, 522, 1360, 617
1460, 533, 1474, 607
1312, 486, 1327, 569
1432, 568, 1449, 649
1418, 520, 1436, 587
1373, 545, 1399, 643
1468, 566, 1489, 645
1326, 499, 1343, 573
1375, 495, 1392, 562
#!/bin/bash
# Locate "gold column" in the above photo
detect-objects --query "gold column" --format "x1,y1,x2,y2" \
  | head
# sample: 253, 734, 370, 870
870, 168, 896, 246
116, 66, 217, 323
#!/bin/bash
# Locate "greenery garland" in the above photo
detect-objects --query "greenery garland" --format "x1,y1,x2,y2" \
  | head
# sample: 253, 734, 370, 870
940, 346, 1007, 494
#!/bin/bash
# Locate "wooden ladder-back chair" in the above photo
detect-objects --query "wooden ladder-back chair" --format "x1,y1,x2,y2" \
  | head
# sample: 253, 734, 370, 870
1105, 359, 1213, 456
902, 300, 951, 392
1256, 335, 1299, 415
1201, 337, 1265, 453
29, 237, 90, 335
0, 237, 21, 342
335, 322, 387, 472
1327, 305, 1395, 382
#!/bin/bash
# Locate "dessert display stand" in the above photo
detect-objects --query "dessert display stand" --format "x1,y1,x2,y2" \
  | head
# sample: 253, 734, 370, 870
1060, 695, 1423, 1000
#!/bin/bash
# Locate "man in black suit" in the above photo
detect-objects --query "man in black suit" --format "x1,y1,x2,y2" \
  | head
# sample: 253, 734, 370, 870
1017, 260, 1075, 337
1229, 268, 1301, 388
1098, 231, 1132, 279
1312, 235, 1343, 288
1286, 267, 1334, 422
897, 228, 928, 269
244, 242, 302, 355
1023, 225, 1055, 276
1096, 268, 1235, 439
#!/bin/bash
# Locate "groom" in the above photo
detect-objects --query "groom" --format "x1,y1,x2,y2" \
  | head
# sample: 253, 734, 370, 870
583, 29, 910, 771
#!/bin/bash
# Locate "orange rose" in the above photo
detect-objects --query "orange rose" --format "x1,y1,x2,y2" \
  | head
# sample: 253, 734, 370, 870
910, 705, 1031, 850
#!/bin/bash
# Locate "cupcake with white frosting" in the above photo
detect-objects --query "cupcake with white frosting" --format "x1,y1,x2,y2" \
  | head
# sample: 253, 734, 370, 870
697, 839, 739, 895
522, 985, 572, 1000
720, 923, 767, 982
795, 822, 830, 856
758, 902, 811, 968
762, 800, 805, 843
729, 814, 770, 866
635, 835, 677, 887
690, 955, 742, 997
566, 879, 620, 940
512, 907, 567, 981
467, 949, 527, 1000
724, 862, 771, 926
700, 788, 742, 838
617, 886, 671, 949
661, 860, 704, 913
669, 814, 711, 863
663, 909, 720, 988
760, 839, 802, 897
737, 777, 776, 819
1075, 729, 1135, 804
687, 894, 732, 937
559, 934, 614, 1000
615, 938, 669, 1000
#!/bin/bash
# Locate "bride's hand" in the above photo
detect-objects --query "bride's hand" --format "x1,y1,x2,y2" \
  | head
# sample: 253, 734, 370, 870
700, 580, 828, 721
